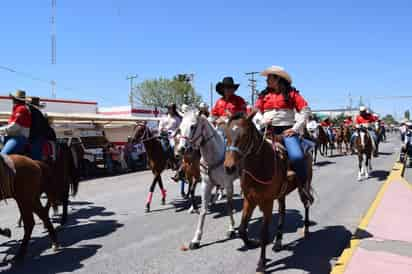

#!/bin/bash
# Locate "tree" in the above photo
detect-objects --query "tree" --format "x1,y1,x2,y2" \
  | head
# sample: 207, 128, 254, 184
133, 77, 201, 108
331, 113, 345, 125
382, 114, 396, 125
405, 110, 410, 120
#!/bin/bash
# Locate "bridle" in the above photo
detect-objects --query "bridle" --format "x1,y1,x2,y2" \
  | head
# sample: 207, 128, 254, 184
180, 117, 216, 149
135, 125, 156, 143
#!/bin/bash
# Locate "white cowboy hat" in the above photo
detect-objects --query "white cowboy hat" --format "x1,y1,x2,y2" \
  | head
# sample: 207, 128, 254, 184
199, 102, 208, 109
260, 65, 292, 84
405, 121, 412, 126
359, 106, 367, 112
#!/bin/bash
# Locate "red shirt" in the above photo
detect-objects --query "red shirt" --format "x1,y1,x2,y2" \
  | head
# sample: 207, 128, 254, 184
211, 94, 246, 117
320, 121, 332, 127
355, 113, 376, 125
9, 103, 31, 128
344, 118, 353, 127
255, 89, 308, 113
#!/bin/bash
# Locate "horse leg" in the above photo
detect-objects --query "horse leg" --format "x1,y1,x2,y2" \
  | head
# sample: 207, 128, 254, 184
145, 175, 158, 213
61, 188, 69, 226
14, 200, 34, 261
225, 184, 236, 239
180, 179, 186, 199
358, 154, 363, 181
304, 205, 310, 238
238, 197, 257, 248
158, 176, 166, 205
256, 203, 272, 274
274, 197, 285, 252
33, 199, 59, 251
365, 155, 370, 179
189, 180, 199, 214
189, 180, 213, 249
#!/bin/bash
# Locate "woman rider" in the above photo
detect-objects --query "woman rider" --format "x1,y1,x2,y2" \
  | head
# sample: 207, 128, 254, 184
158, 103, 182, 170
255, 65, 313, 206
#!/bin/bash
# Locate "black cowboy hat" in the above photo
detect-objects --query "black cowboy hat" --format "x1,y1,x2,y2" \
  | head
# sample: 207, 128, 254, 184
10, 89, 27, 102
27, 96, 46, 108
216, 77, 240, 96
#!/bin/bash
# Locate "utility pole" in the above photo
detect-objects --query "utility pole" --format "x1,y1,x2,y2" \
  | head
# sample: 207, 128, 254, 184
348, 92, 352, 110
246, 72, 259, 105
51, 0, 57, 98
126, 74, 138, 107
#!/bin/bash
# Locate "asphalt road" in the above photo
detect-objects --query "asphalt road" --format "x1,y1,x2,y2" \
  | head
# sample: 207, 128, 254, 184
0, 136, 400, 274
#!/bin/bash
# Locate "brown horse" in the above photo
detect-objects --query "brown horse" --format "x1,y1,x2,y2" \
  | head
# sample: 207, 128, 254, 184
0, 155, 58, 260
335, 126, 344, 155
224, 112, 314, 274
17, 142, 79, 227
354, 129, 373, 181
180, 148, 201, 213
317, 125, 331, 157
343, 126, 352, 154
133, 123, 168, 213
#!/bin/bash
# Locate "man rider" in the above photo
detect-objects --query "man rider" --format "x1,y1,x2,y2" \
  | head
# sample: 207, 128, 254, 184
401, 121, 412, 166
0, 90, 31, 155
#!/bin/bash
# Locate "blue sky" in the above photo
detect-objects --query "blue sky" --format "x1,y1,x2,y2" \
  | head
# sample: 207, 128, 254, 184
1, 0, 411, 118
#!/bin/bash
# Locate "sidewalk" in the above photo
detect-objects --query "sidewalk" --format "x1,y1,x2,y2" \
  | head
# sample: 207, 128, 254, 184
331, 162, 412, 274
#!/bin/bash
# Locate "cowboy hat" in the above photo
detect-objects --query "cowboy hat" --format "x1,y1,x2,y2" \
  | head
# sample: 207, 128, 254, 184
359, 106, 367, 112
261, 65, 292, 84
215, 77, 240, 96
27, 96, 46, 108
10, 89, 27, 102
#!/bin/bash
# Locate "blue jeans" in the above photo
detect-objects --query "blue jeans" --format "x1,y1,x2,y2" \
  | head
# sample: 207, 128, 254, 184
1, 136, 28, 155
31, 137, 44, 160
326, 128, 335, 142
283, 135, 307, 183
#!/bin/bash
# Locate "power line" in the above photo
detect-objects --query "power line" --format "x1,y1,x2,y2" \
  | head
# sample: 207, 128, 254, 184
126, 74, 138, 106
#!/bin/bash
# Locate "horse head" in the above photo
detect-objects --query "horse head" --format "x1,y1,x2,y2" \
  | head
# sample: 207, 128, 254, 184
224, 111, 259, 175
132, 122, 149, 142
177, 109, 203, 155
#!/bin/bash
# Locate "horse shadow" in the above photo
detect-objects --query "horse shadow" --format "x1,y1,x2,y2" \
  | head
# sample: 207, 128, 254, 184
369, 170, 390, 181
377, 152, 393, 156
0, 204, 123, 274
314, 161, 335, 167
237, 209, 315, 250
265, 225, 358, 274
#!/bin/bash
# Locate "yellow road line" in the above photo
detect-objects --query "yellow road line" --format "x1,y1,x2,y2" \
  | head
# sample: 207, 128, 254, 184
330, 161, 406, 274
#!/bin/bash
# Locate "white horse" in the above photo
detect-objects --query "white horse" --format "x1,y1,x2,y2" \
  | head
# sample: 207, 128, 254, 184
177, 110, 238, 249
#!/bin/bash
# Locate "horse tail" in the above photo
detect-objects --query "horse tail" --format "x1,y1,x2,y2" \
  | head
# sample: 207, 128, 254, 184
69, 147, 80, 197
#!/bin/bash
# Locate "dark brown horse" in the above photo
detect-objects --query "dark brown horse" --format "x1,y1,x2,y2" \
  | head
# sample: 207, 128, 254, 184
224, 112, 314, 274
133, 123, 168, 213
0, 155, 58, 260
335, 126, 344, 155
354, 129, 373, 181
180, 148, 201, 213
343, 126, 352, 154
317, 125, 332, 157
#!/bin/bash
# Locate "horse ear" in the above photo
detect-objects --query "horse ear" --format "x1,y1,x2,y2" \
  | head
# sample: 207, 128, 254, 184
247, 109, 258, 121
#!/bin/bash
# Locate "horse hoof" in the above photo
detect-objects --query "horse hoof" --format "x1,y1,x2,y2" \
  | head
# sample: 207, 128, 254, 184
145, 204, 150, 213
2, 228, 11, 238
303, 228, 310, 238
226, 230, 236, 239
273, 240, 282, 252
189, 242, 200, 250
52, 243, 60, 251
256, 268, 265, 274
161, 198, 166, 205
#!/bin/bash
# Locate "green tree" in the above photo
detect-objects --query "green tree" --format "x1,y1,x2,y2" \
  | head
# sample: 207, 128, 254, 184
331, 113, 345, 125
134, 77, 201, 108
405, 110, 410, 120
382, 114, 396, 125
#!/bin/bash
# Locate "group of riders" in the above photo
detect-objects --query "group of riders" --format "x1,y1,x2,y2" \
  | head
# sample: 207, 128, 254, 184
155, 65, 393, 203
0, 90, 57, 161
